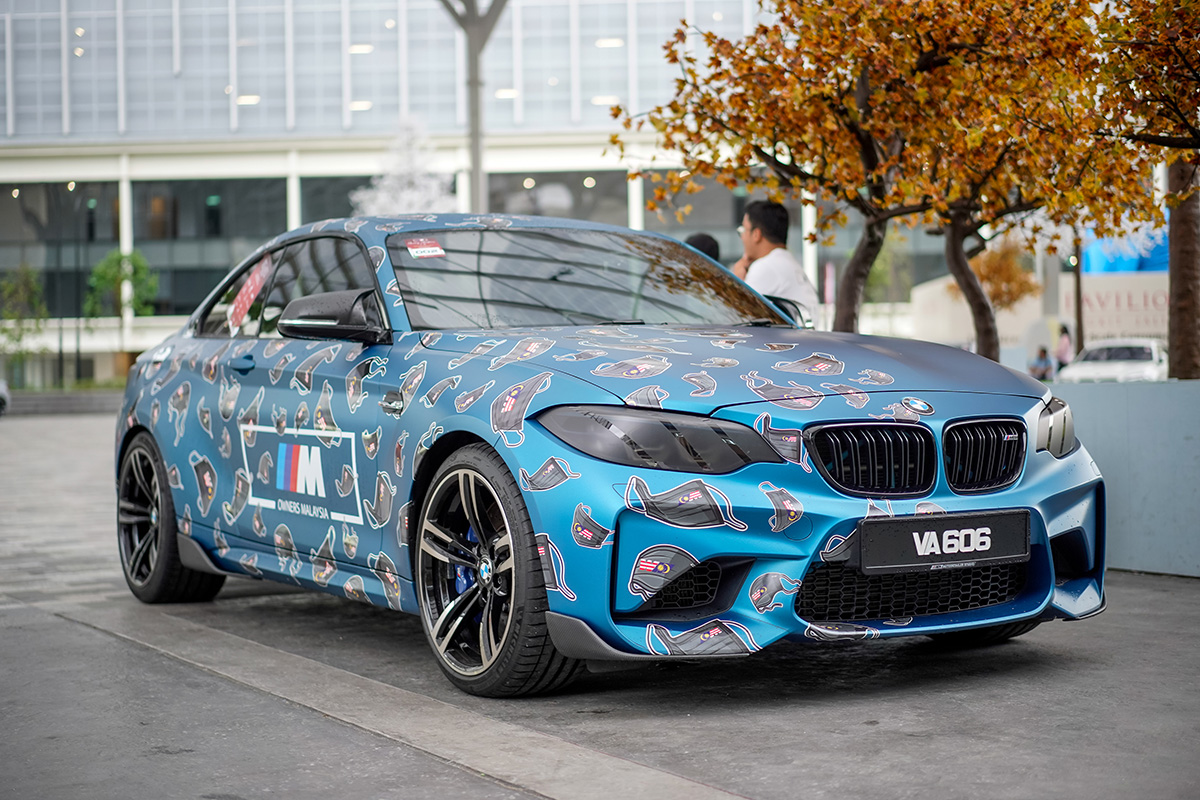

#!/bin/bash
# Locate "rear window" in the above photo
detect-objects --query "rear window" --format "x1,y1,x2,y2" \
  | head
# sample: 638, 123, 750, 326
385, 228, 782, 330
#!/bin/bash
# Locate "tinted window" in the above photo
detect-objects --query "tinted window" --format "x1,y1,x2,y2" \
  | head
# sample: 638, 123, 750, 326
259, 236, 380, 337
196, 252, 273, 337
1080, 346, 1153, 362
385, 228, 782, 330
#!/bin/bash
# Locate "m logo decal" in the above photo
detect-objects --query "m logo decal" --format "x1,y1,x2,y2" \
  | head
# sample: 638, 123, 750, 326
277, 443, 327, 498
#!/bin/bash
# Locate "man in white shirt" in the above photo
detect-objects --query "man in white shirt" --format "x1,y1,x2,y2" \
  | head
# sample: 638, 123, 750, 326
733, 200, 820, 320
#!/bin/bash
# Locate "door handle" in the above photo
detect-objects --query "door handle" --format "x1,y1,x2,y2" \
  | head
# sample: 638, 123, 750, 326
230, 354, 255, 373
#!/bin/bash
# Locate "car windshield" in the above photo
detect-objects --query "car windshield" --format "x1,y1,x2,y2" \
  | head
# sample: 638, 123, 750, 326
1079, 346, 1153, 362
385, 228, 785, 330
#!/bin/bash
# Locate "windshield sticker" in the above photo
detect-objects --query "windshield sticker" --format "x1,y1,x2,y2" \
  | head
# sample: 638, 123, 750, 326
405, 238, 445, 259
227, 253, 272, 334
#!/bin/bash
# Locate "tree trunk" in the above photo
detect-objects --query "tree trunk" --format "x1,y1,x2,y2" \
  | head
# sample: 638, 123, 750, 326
832, 218, 888, 332
945, 216, 1000, 361
1168, 158, 1200, 379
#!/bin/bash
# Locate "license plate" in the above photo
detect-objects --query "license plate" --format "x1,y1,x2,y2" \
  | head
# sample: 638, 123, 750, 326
858, 509, 1030, 575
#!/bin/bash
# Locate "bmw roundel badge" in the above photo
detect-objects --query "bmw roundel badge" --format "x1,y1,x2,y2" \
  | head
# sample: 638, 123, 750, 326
901, 396, 935, 416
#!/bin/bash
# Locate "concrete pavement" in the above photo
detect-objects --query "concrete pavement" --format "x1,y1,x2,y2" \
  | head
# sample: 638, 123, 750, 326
2, 414, 1198, 800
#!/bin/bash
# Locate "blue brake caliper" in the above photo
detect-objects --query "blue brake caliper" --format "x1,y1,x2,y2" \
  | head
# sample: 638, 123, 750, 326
455, 525, 478, 594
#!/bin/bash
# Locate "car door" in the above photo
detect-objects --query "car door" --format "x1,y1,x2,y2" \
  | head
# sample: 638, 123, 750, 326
178, 252, 273, 552
233, 234, 391, 587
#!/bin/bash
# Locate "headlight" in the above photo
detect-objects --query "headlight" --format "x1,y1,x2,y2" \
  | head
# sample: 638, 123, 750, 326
537, 405, 783, 474
1036, 396, 1076, 458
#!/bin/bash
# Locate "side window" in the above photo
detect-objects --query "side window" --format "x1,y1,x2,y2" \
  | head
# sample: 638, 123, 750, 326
259, 236, 382, 338
197, 252, 274, 337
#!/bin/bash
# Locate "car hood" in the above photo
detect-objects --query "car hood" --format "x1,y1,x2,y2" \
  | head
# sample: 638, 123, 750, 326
419, 325, 1048, 416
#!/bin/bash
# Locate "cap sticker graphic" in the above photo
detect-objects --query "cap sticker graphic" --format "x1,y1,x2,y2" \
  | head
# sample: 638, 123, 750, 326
346, 356, 388, 412
866, 497, 894, 517
591, 355, 671, 380
448, 339, 505, 369
753, 413, 812, 471
758, 481, 804, 532
624, 476, 747, 530
199, 342, 230, 386
553, 348, 607, 362
179, 505, 192, 537
219, 370, 241, 420
167, 464, 183, 489
368, 551, 403, 610
757, 342, 798, 352
570, 504, 613, 548
363, 471, 397, 529
691, 356, 739, 368
403, 331, 440, 361
741, 371, 824, 410
343, 574, 369, 603
681, 371, 717, 397
341, 522, 359, 559
238, 552, 262, 577
335, 465, 356, 497
196, 396, 213, 438
309, 527, 338, 587
218, 428, 233, 459
291, 344, 342, 395
252, 506, 265, 537
263, 339, 288, 358
534, 533, 576, 601
820, 382, 870, 409
394, 430, 409, 478
272, 405, 287, 435
388, 361, 427, 418
624, 385, 668, 409
646, 620, 760, 656
294, 401, 309, 429
519, 456, 580, 492
489, 337, 554, 370
314, 381, 340, 447
851, 368, 895, 386
803, 622, 880, 641
628, 544, 698, 600
237, 386, 265, 447
421, 375, 461, 408
869, 402, 921, 421
454, 380, 495, 412
773, 351, 845, 376
213, 521, 230, 558
150, 399, 161, 427
490, 372, 552, 447
916, 501, 947, 515
222, 468, 251, 524
819, 531, 855, 563
413, 421, 444, 475
257, 451, 274, 484
167, 381, 191, 445
748, 573, 803, 613
189, 451, 217, 517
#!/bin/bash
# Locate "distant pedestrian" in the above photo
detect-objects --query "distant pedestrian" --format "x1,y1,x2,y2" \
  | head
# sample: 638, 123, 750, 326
733, 200, 819, 318
1029, 347, 1054, 381
685, 232, 720, 262
1055, 325, 1074, 372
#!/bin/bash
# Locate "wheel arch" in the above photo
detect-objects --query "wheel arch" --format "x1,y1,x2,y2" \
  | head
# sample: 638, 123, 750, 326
116, 424, 154, 480
404, 428, 491, 575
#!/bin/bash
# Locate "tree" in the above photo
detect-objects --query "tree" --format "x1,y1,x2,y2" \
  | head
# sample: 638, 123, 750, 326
350, 121, 457, 216
0, 264, 49, 387
616, 0, 1150, 360
84, 249, 158, 319
947, 241, 1041, 312
1098, 0, 1200, 378
436, 0, 511, 212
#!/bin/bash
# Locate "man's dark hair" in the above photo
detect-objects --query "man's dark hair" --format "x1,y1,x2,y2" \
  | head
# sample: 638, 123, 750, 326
744, 200, 789, 246
685, 232, 720, 261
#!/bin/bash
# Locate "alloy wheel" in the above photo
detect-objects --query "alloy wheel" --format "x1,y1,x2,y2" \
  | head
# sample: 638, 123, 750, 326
118, 444, 163, 587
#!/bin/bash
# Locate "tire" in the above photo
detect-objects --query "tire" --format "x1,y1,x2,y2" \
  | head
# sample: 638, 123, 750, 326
415, 444, 582, 697
927, 620, 1041, 648
117, 432, 225, 603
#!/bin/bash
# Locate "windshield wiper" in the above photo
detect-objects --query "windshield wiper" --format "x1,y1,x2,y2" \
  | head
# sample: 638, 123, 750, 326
595, 319, 645, 325
736, 318, 790, 327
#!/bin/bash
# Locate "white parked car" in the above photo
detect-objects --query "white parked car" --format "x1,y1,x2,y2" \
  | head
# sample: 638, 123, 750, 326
1056, 338, 1168, 383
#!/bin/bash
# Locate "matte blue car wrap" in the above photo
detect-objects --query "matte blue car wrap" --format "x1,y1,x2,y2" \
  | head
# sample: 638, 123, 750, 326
116, 213, 1105, 681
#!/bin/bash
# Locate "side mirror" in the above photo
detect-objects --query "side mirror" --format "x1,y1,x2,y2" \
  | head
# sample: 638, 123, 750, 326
277, 288, 388, 343
764, 295, 813, 329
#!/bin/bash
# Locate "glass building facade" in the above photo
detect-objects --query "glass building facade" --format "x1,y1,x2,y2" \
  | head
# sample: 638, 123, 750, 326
0, 0, 947, 387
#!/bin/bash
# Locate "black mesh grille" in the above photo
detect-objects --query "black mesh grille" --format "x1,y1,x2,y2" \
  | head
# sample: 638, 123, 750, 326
808, 423, 936, 497
643, 561, 722, 610
944, 419, 1026, 493
794, 561, 1027, 621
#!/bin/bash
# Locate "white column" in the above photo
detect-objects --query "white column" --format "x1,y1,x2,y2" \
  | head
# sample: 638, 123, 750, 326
455, 170, 471, 213
398, 0, 409, 116
627, 174, 644, 230
512, 2, 523, 126
800, 190, 818, 288
118, 155, 134, 351
116, 0, 126, 134
286, 150, 302, 229
284, 0, 295, 130
341, 0, 352, 130
172, 0, 181, 75
4, 15, 13, 136
626, 0, 637, 114
228, 0, 238, 132
60, 0, 70, 135
569, 0, 580, 124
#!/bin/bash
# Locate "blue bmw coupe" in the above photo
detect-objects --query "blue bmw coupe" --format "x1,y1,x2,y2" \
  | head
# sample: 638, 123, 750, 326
115, 214, 1105, 696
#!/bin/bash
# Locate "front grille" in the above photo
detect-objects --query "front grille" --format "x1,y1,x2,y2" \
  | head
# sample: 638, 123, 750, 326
944, 419, 1026, 493
794, 561, 1027, 621
807, 423, 936, 497
642, 561, 722, 610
